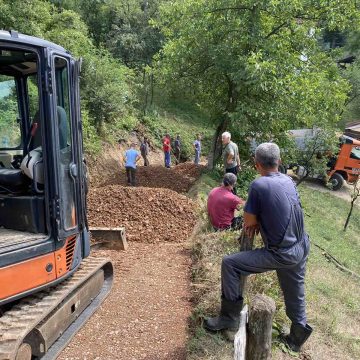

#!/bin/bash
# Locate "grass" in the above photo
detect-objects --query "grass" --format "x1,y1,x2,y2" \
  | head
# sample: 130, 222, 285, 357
142, 93, 215, 160
187, 174, 360, 360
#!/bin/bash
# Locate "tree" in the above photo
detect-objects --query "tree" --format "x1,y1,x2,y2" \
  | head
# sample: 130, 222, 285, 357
155, 0, 359, 168
106, 0, 163, 69
290, 128, 338, 186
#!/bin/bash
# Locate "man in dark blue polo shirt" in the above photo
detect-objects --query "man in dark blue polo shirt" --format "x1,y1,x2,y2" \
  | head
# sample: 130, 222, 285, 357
204, 143, 312, 352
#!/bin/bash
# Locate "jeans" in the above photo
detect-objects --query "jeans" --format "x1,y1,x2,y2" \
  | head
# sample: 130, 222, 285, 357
164, 151, 171, 168
174, 149, 181, 165
194, 150, 201, 165
126, 166, 136, 186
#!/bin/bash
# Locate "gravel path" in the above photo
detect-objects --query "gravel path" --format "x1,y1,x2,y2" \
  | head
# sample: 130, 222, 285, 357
302, 178, 359, 206
58, 243, 192, 360
57, 163, 202, 359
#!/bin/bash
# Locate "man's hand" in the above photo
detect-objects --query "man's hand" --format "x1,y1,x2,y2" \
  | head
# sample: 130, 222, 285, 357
243, 211, 260, 238
227, 152, 234, 164
244, 224, 260, 238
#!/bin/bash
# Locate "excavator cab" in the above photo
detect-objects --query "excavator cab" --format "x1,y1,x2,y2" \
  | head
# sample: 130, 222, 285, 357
0, 31, 112, 360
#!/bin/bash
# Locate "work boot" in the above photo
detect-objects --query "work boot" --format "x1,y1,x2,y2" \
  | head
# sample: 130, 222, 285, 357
281, 323, 313, 352
204, 297, 243, 332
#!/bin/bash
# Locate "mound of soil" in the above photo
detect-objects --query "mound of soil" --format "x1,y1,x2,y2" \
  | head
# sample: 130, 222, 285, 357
97, 162, 205, 193
88, 185, 197, 243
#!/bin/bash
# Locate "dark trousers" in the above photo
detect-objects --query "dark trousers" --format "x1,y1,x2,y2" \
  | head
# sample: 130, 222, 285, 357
214, 216, 243, 232
194, 150, 201, 165
142, 154, 149, 166
221, 237, 310, 326
174, 149, 181, 165
126, 166, 136, 186
225, 166, 238, 195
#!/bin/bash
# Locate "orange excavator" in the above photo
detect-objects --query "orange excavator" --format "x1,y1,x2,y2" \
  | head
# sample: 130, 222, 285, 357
0, 31, 113, 359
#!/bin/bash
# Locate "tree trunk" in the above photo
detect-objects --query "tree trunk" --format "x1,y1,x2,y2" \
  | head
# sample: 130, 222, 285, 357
150, 73, 154, 107
207, 116, 228, 169
246, 294, 276, 360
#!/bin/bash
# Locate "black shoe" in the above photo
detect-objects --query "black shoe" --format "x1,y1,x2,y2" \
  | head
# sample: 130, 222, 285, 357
281, 323, 313, 352
204, 298, 243, 332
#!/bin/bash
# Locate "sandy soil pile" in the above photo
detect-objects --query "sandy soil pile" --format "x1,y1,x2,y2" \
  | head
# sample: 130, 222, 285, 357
88, 185, 197, 243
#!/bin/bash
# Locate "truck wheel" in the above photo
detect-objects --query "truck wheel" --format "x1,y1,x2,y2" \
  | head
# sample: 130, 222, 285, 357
329, 173, 344, 191
279, 164, 287, 174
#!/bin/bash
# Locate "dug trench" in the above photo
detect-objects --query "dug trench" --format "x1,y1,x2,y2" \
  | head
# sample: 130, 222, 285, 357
58, 163, 205, 360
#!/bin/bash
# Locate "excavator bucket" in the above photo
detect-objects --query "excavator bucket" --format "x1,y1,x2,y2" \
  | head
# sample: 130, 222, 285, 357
90, 227, 128, 251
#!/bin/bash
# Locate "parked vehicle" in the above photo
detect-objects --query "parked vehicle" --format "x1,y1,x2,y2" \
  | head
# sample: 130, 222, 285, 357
286, 128, 360, 190
0, 30, 113, 359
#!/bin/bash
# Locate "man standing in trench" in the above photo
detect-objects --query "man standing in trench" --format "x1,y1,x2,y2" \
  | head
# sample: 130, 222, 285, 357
204, 142, 312, 352
124, 142, 141, 186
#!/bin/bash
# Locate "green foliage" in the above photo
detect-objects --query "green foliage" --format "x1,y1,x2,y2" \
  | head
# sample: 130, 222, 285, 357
290, 128, 338, 183
0, 0, 52, 37
0, 75, 20, 147
106, 0, 163, 68
0, 0, 140, 154
81, 52, 137, 131
156, 0, 357, 146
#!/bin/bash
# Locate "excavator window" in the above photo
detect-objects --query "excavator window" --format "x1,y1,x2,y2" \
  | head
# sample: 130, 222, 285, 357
54, 56, 77, 231
0, 47, 47, 249
0, 75, 21, 150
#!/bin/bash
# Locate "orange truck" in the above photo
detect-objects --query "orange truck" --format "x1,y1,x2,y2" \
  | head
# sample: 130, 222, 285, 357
327, 135, 360, 190
287, 128, 360, 190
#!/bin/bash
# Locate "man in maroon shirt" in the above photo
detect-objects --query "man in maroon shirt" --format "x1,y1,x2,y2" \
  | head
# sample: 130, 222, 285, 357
207, 173, 245, 231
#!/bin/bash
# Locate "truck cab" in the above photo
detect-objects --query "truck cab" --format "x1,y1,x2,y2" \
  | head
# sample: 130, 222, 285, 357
328, 136, 360, 190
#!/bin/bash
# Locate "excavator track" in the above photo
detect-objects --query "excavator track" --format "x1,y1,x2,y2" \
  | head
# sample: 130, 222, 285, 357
0, 256, 113, 360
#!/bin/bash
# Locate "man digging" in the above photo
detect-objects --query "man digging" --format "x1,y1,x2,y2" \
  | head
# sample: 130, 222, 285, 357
204, 142, 312, 353
124, 142, 141, 186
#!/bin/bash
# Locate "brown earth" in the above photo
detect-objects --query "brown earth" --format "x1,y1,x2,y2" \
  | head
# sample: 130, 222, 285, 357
59, 244, 192, 360
58, 162, 202, 360
88, 185, 197, 243
96, 163, 206, 194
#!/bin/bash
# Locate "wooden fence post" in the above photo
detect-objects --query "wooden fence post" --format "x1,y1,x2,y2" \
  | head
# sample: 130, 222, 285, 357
231, 230, 255, 358
246, 294, 276, 360
238, 230, 255, 297
234, 305, 248, 360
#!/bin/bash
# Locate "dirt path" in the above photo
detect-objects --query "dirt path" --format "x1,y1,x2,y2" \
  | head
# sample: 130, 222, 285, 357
59, 163, 202, 360
302, 178, 359, 206
59, 243, 191, 360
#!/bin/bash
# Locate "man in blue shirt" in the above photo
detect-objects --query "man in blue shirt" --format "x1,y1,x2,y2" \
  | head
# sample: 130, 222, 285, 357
204, 143, 312, 352
124, 143, 141, 186
193, 134, 201, 165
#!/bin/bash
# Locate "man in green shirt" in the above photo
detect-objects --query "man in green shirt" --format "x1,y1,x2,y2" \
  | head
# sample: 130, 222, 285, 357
222, 131, 241, 193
